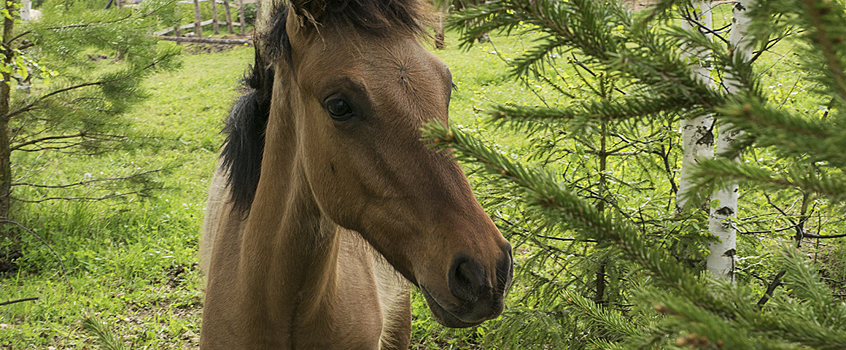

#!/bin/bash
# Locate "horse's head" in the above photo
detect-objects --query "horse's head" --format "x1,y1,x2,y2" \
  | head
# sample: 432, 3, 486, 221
228, 0, 512, 327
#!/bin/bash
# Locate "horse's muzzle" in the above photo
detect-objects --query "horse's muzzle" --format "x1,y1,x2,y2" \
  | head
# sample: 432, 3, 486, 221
424, 243, 513, 328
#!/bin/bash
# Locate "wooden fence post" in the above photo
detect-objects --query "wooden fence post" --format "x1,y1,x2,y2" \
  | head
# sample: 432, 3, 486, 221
193, 0, 203, 37
212, 0, 220, 35
223, 0, 234, 34
239, 0, 245, 34
256, 0, 262, 26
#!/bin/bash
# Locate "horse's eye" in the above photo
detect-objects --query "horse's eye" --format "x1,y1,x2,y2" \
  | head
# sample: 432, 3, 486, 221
325, 98, 354, 121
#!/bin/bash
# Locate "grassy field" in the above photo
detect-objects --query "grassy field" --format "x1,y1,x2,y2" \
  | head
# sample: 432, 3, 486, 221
0, 32, 536, 349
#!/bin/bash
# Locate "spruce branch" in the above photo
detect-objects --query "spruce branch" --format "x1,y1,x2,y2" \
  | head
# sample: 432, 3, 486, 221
685, 158, 846, 209
779, 248, 846, 329
2, 62, 158, 123
487, 93, 693, 136
644, 287, 759, 349
741, 248, 846, 349
11, 190, 152, 203
796, 0, 846, 105
449, 0, 620, 63
564, 291, 641, 338
712, 97, 845, 167
423, 120, 726, 311
11, 168, 164, 189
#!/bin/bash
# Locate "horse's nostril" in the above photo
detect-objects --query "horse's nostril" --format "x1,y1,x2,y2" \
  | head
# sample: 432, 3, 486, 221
496, 246, 514, 293
448, 257, 486, 302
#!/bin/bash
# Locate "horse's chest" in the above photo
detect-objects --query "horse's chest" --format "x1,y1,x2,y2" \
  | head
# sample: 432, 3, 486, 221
292, 233, 385, 349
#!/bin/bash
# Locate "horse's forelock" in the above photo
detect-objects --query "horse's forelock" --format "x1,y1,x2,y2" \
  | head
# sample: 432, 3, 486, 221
281, 0, 431, 40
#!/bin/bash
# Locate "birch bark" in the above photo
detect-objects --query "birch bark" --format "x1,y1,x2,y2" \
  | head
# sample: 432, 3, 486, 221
707, 0, 755, 281
676, 1, 715, 214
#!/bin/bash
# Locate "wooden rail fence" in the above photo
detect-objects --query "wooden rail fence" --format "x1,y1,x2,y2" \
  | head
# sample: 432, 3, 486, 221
156, 0, 263, 44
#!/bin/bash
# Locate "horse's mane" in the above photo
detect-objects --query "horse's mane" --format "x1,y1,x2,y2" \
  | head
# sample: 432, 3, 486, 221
220, 0, 430, 214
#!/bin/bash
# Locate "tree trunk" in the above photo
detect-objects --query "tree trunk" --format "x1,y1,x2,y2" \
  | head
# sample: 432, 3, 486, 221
621, 0, 657, 12
239, 0, 245, 35
194, 0, 203, 37
595, 120, 608, 305
20, 0, 31, 21
0, 0, 17, 221
676, 1, 714, 214
212, 0, 220, 35
223, 0, 234, 34
256, 0, 262, 26
707, 0, 754, 282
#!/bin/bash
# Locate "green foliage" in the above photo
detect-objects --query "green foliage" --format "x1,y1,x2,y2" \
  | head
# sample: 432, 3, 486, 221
423, 0, 846, 348
0, 46, 250, 349
1, 0, 182, 214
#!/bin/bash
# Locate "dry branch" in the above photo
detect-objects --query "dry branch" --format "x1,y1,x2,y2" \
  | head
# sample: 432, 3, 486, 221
0, 297, 39, 306
11, 168, 164, 189
158, 36, 251, 45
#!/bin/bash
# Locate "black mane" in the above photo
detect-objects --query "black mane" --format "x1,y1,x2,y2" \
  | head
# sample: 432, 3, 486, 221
219, 0, 429, 213
219, 49, 274, 214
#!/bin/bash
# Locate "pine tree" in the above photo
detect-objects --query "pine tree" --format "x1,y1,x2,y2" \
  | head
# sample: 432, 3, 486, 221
425, 0, 846, 347
0, 0, 180, 228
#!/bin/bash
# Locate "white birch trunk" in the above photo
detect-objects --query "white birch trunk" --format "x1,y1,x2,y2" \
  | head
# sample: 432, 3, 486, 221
20, 0, 31, 21
707, 0, 755, 282
676, 1, 715, 214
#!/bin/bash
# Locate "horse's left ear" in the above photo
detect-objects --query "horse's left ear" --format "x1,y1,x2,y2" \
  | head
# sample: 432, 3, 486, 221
287, 0, 329, 22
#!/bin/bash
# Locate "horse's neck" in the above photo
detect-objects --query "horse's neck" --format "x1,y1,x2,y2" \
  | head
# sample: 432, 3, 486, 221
236, 167, 387, 349
229, 112, 384, 348
235, 150, 345, 344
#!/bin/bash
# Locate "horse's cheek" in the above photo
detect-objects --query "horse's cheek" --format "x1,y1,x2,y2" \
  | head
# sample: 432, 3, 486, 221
305, 149, 365, 227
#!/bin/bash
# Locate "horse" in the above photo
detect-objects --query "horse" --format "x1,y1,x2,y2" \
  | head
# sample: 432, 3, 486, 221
198, 0, 513, 348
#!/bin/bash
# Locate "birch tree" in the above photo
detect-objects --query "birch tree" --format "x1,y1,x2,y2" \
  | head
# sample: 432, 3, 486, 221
705, 0, 755, 282
676, 1, 714, 214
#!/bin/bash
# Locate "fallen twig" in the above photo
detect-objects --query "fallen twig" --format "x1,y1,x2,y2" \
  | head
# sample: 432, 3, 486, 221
0, 297, 39, 306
